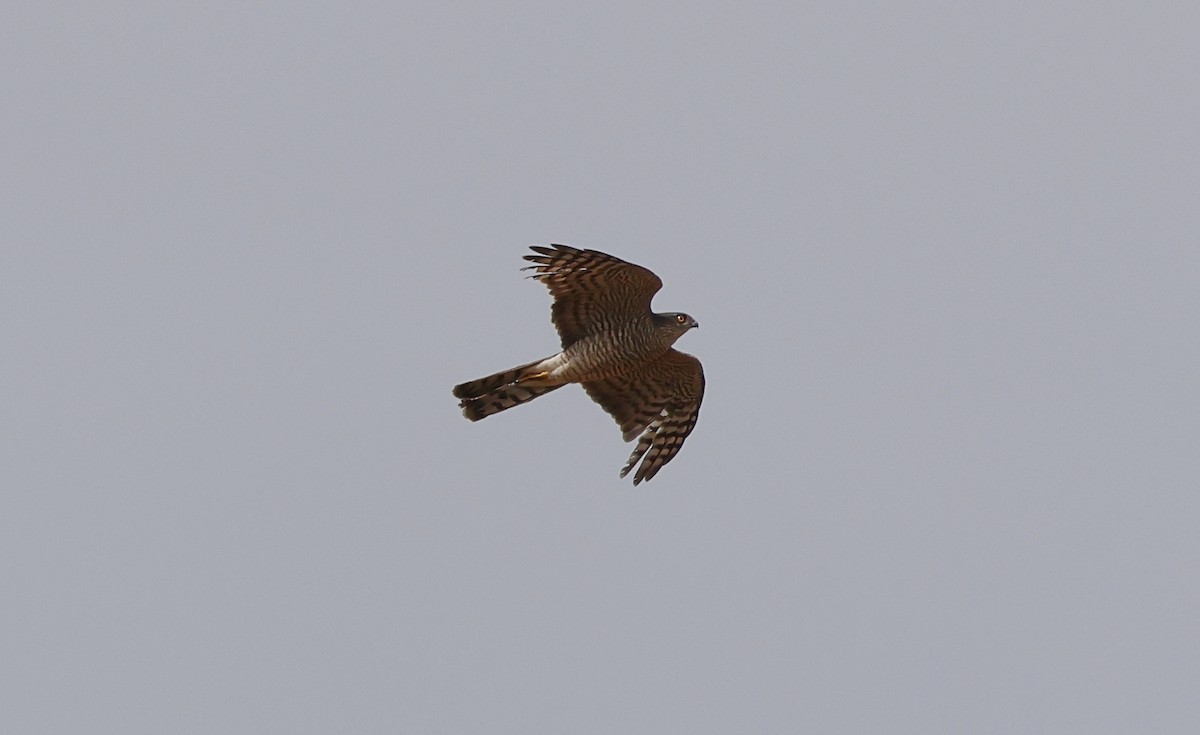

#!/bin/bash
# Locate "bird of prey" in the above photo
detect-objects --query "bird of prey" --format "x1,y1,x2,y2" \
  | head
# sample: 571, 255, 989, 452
453, 244, 704, 485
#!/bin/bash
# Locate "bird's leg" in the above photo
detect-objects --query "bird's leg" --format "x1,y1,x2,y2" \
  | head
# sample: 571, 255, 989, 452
517, 371, 550, 383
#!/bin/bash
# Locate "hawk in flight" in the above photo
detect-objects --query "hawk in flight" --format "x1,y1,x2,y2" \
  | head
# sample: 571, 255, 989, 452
453, 244, 704, 485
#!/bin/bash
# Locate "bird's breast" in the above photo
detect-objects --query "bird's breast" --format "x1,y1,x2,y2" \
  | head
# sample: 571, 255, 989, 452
556, 326, 663, 382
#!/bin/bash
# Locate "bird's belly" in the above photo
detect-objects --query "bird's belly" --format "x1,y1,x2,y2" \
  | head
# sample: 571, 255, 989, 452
554, 331, 660, 383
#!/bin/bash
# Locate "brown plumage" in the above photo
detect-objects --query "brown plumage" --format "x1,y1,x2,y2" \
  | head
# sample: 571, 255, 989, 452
453, 244, 704, 485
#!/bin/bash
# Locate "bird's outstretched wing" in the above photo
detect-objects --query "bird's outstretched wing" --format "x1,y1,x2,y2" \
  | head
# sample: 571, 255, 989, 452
523, 244, 663, 347
582, 349, 705, 485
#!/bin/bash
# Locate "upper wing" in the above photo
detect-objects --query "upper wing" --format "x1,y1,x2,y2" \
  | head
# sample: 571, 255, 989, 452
523, 244, 663, 347
582, 349, 705, 485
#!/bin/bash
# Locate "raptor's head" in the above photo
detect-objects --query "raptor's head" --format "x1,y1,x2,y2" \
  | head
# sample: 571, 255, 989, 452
655, 312, 700, 339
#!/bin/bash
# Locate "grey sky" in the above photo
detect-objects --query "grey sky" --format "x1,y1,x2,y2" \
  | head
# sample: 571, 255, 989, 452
3, 2, 1199, 733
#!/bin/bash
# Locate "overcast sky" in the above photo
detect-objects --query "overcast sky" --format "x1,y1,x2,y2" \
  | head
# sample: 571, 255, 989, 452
4, 2, 1199, 733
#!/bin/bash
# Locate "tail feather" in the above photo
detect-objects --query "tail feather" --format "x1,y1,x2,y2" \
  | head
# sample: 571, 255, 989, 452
453, 360, 544, 400
459, 383, 565, 421
453, 357, 565, 421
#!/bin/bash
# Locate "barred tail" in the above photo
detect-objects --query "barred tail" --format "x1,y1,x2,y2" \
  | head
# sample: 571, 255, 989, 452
458, 382, 566, 421
453, 359, 544, 400
453, 357, 565, 421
